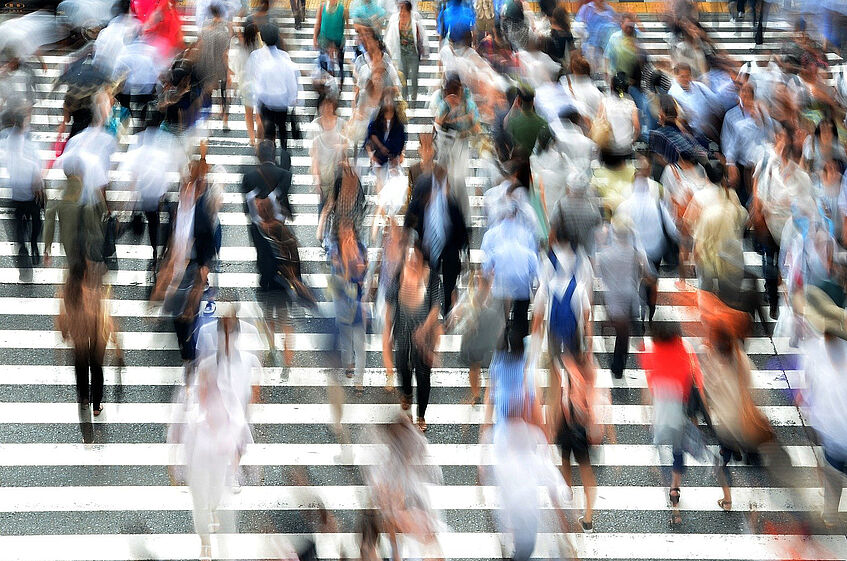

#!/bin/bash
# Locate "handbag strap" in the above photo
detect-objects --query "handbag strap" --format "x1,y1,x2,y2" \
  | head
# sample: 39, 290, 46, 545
565, 74, 575, 97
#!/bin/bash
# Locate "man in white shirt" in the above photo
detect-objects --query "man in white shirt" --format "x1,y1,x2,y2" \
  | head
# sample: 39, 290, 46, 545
1, 116, 43, 265
247, 25, 301, 158
668, 62, 720, 141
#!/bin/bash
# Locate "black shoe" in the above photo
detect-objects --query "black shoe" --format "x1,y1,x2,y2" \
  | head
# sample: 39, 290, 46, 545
612, 370, 623, 380
769, 304, 779, 320
579, 516, 594, 533
30, 248, 40, 266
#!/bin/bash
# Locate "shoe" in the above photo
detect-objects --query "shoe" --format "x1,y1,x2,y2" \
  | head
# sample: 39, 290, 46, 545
345, 368, 353, 379
93, 405, 103, 417
612, 370, 623, 380
579, 516, 594, 533
769, 304, 779, 320
729, 14, 736, 22
400, 394, 411, 411
417, 417, 427, 432
30, 248, 40, 266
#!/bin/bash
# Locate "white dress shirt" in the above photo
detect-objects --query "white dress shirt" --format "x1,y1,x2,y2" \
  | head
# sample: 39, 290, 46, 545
247, 46, 301, 111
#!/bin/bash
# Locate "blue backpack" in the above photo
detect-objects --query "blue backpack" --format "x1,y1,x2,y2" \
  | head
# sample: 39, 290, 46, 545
548, 249, 579, 346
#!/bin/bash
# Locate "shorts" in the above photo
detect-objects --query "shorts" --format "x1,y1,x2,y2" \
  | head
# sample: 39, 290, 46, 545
556, 421, 590, 466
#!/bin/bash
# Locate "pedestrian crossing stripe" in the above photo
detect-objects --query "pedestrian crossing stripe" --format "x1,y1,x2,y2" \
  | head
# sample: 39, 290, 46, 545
0, 365, 804, 389
0, 401, 808, 425
0, 441, 822, 467
0, 532, 842, 561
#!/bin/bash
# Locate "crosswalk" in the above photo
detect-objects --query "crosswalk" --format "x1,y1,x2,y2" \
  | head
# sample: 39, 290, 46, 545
0, 5, 845, 561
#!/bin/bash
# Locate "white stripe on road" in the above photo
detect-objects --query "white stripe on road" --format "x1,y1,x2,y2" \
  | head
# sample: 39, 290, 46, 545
0, 402, 805, 426
0, 531, 840, 561
0, 442, 820, 468
0, 484, 833, 512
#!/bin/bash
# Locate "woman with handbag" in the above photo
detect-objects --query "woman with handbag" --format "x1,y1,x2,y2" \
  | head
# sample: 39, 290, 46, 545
640, 321, 704, 527
551, 351, 604, 533
696, 291, 769, 512
383, 244, 443, 432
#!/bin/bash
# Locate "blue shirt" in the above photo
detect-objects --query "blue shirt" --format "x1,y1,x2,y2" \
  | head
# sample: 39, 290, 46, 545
437, 0, 475, 42
482, 218, 539, 300
490, 350, 532, 423
575, 1, 617, 50
721, 104, 774, 167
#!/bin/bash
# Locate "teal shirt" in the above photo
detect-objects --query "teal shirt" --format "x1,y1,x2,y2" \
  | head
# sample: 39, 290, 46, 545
319, 2, 345, 46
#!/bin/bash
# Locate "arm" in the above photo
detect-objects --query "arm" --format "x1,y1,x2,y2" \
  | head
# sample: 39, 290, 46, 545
313, 2, 324, 48
382, 303, 394, 374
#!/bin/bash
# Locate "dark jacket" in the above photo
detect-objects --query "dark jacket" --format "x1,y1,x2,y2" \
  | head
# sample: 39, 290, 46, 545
366, 117, 407, 165
241, 161, 293, 219
406, 171, 469, 267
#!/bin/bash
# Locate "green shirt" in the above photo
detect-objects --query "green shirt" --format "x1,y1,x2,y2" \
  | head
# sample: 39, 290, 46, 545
505, 107, 550, 154
319, 2, 345, 47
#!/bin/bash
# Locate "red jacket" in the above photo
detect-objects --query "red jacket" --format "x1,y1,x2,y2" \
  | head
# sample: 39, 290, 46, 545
639, 338, 702, 402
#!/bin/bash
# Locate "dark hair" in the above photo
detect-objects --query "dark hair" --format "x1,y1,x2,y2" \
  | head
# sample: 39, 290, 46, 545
258, 0, 270, 10
260, 23, 279, 47
674, 61, 692, 74
650, 322, 681, 343
611, 71, 629, 96
257, 140, 275, 163
64, 260, 86, 310
208, 3, 223, 18
243, 20, 259, 50
815, 118, 837, 140
551, 4, 570, 32
517, 87, 535, 105
705, 159, 724, 185
443, 73, 462, 96
659, 94, 678, 120
400, 0, 412, 10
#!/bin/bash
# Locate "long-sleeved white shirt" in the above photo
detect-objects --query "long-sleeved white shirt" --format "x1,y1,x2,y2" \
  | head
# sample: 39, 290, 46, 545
247, 46, 301, 111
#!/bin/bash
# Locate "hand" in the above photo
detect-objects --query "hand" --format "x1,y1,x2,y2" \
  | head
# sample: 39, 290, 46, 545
313, 36, 319, 49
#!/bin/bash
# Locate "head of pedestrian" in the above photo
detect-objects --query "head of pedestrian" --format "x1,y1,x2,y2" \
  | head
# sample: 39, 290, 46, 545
611, 72, 629, 98
257, 140, 275, 164
621, 12, 637, 36
318, 93, 339, 117
738, 80, 755, 110
215, 301, 240, 359
674, 62, 692, 90
260, 24, 280, 49
658, 94, 678, 126
399, 0, 412, 14
516, 87, 535, 112
208, 3, 223, 20
705, 159, 724, 187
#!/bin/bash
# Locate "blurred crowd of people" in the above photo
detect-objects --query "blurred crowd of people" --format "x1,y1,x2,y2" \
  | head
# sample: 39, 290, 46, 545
3, 0, 847, 558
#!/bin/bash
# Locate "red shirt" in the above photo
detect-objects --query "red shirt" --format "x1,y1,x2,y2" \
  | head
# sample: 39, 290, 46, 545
639, 339, 702, 402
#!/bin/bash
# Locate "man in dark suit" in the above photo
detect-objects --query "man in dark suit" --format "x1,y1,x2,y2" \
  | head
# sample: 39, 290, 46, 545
242, 140, 293, 222
406, 163, 469, 318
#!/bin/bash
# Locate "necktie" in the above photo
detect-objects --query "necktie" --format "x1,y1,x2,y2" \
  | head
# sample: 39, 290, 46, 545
424, 182, 447, 263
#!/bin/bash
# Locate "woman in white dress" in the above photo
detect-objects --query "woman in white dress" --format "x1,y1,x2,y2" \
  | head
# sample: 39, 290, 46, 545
309, 94, 348, 213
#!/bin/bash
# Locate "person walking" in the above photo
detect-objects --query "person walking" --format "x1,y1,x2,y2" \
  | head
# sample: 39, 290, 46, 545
247, 25, 301, 159
384, 1, 428, 104
313, 0, 347, 87
196, 3, 233, 130
640, 322, 704, 527
56, 261, 123, 417
1, 113, 44, 267
383, 245, 443, 432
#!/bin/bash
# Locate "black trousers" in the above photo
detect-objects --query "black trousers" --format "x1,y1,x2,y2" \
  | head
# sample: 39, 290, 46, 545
429, 254, 461, 318
144, 210, 160, 260
735, 163, 754, 210
74, 340, 104, 408
260, 104, 289, 155
509, 298, 531, 342
174, 317, 197, 362
115, 92, 155, 122
396, 338, 432, 418
13, 199, 41, 253
610, 317, 630, 378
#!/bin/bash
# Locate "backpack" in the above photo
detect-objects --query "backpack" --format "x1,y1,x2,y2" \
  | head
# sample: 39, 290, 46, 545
548, 249, 580, 347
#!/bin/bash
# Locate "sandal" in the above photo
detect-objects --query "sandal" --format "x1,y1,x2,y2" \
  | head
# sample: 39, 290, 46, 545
669, 487, 680, 507
400, 394, 411, 411
718, 499, 732, 512
670, 512, 683, 527
93, 405, 103, 417
417, 417, 427, 432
